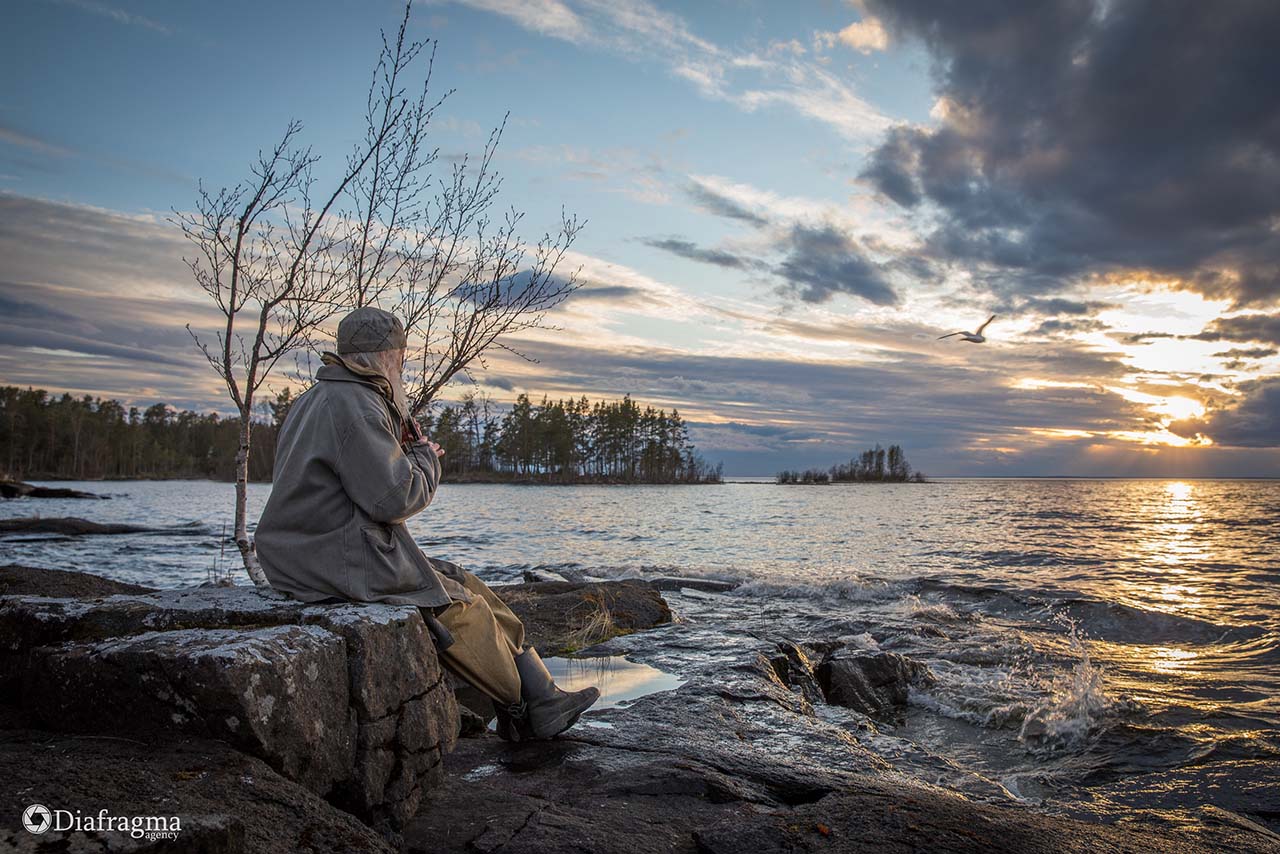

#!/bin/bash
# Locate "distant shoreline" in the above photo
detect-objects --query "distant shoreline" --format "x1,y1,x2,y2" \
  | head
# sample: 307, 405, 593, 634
10, 474, 1279, 486
8, 474, 725, 487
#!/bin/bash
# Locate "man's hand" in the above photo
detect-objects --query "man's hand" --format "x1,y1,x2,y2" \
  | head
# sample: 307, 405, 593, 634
424, 440, 445, 458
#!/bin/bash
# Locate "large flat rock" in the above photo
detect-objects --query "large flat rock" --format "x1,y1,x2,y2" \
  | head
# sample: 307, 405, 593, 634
1, 574, 458, 833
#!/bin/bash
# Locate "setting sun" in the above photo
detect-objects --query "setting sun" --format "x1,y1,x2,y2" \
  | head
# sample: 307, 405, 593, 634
1151, 397, 1205, 422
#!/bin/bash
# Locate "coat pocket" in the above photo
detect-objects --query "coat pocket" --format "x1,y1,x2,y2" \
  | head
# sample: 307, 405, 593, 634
359, 523, 428, 599
361, 524, 397, 554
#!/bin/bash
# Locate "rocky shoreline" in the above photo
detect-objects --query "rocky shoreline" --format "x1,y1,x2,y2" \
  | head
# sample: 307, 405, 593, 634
1, 566, 1276, 853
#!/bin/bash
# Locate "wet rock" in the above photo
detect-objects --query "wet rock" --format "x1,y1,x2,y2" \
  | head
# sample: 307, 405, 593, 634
499, 580, 673, 655
0, 516, 158, 535
0, 727, 395, 853
0, 480, 105, 499
522, 568, 573, 583
765, 638, 933, 722
817, 649, 934, 720
407, 649, 1250, 854
769, 640, 827, 706
0, 569, 458, 832
1, 564, 154, 597
648, 576, 738, 593
691, 783, 1239, 854
0, 480, 33, 498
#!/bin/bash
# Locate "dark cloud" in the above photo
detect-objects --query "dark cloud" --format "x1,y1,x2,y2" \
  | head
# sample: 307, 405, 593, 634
642, 237, 753, 270
481, 375, 515, 391
1212, 346, 1277, 360
684, 180, 770, 227
1171, 377, 1280, 448
1035, 317, 1108, 336
569, 284, 650, 302
861, 0, 1280, 306
1190, 313, 1280, 345
774, 224, 898, 305
858, 125, 922, 208
1019, 297, 1117, 317
1117, 331, 1176, 344
644, 224, 898, 307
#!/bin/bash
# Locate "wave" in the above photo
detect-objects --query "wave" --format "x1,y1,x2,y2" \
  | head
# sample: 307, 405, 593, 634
1018, 623, 1116, 753
1048, 599, 1265, 646
734, 576, 900, 602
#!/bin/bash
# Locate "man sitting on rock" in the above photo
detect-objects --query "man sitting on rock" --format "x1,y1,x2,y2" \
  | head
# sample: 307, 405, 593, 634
255, 306, 599, 740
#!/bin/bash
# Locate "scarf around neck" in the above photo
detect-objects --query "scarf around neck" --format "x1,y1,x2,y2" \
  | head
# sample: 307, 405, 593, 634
320, 351, 408, 421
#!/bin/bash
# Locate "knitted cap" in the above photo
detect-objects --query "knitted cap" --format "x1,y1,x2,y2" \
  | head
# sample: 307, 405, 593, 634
336, 307, 407, 354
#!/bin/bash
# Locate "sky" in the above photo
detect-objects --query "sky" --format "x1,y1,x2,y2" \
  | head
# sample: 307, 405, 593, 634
2, 0, 1279, 476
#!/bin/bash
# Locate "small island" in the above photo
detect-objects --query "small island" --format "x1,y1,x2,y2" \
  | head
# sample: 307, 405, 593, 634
778, 443, 926, 484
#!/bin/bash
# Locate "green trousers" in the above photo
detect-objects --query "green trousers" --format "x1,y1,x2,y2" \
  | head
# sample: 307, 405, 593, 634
435, 571, 526, 706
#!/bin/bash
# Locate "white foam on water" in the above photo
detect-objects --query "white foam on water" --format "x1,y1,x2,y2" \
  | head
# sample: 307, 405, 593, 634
1019, 620, 1113, 753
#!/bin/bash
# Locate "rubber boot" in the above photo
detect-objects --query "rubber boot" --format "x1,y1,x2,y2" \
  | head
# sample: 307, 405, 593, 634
509, 646, 600, 739
493, 701, 528, 742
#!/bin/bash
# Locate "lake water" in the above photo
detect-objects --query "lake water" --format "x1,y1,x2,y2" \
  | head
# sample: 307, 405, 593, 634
3, 477, 1278, 823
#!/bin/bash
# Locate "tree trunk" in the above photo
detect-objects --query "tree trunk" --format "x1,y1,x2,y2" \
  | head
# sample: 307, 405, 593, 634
234, 409, 270, 587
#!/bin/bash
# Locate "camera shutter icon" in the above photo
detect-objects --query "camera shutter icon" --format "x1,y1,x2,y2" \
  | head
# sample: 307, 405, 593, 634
22, 804, 52, 834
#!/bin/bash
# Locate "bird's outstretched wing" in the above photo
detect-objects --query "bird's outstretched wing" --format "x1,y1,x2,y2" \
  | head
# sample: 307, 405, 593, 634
976, 314, 997, 335
937, 331, 962, 340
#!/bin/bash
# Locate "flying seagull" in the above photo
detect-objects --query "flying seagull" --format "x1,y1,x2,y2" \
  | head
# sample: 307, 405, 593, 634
938, 315, 996, 343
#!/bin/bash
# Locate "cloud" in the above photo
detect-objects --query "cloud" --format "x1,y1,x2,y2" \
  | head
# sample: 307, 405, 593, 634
1019, 297, 1117, 317
816, 16, 890, 54
684, 179, 771, 227
859, 0, 1280, 306
1035, 317, 1108, 336
514, 143, 672, 205
857, 125, 922, 208
1171, 377, 1280, 448
775, 224, 897, 305
0, 125, 76, 159
568, 283, 661, 305
651, 184, 900, 306
46, 0, 171, 33
3, 192, 1271, 474
444, 0, 587, 42
1190, 313, 1280, 345
1212, 347, 1277, 360
642, 237, 753, 270
433, 0, 888, 140
480, 332, 1242, 474
0, 194, 236, 408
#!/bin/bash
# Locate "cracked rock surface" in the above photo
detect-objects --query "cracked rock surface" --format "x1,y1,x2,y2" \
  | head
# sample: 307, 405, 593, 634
1, 568, 458, 834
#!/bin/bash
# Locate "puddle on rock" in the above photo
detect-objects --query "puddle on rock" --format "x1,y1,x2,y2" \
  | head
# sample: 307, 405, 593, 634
544, 654, 685, 711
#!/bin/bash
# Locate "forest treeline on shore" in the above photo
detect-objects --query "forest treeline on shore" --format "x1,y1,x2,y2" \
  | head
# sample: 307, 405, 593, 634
0, 386, 722, 485
777, 444, 925, 484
